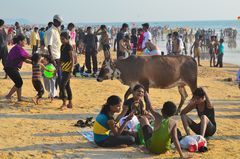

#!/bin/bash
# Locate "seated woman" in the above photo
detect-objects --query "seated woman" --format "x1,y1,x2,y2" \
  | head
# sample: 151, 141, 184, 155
144, 41, 161, 56
93, 95, 135, 147
138, 93, 186, 158
181, 88, 216, 138
116, 84, 148, 123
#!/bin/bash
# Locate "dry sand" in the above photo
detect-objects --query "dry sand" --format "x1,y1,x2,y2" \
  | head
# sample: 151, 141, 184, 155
0, 47, 239, 159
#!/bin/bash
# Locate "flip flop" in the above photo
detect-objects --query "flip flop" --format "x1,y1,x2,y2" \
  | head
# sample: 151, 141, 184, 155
85, 117, 95, 127
74, 119, 86, 128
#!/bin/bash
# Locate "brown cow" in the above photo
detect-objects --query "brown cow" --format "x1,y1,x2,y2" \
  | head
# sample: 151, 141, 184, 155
97, 55, 197, 113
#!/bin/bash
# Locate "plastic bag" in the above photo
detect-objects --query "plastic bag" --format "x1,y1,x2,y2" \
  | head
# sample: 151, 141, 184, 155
180, 135, 207, 152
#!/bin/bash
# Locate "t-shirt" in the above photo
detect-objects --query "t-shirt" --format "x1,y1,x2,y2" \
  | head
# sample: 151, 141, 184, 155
0, 28, 7, 48
218, 43, 224, 54
60, 44, 73, 72
142, 31, 152, 49
83, 33, 98, 50
116, 31, 124, 51
46, 26, 61, 60
93, 113, 110, 143
5, 45, 30, 69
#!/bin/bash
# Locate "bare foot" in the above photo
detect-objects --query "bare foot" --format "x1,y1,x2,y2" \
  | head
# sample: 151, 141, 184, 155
59, 105, 68, 110
67, 103, 73, 109
50, 97, 53, 103
32, 97, 38, 105
5, 95, 11, 100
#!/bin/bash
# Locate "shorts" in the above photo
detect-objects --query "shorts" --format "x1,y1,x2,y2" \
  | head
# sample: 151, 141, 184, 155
194, 48, 201, 57
189, 120, 216, 137
209, 49, 215, 58
142, 125, 153, 142
5, 67, 23, 88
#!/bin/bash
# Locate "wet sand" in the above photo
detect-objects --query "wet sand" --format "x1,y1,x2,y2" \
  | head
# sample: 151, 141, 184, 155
0, 47, 239, 159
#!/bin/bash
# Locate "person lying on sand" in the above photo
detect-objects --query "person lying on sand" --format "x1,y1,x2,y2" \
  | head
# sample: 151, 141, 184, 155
181, 88, 216, 138
93, 95, 135, 147
138, 92, 188, 158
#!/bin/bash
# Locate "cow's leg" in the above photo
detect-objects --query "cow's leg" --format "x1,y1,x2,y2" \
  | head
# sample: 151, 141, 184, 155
177, 86, 188, 114
124, 87, 132, 101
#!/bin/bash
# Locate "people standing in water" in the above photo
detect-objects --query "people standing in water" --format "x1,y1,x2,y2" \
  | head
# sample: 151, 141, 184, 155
181, 88, 216, 138
215, 39, 224, 68
208, 36, 216, 67
4, 34, 31, 101
93, 95, 135, 147
59, 32, 74, 109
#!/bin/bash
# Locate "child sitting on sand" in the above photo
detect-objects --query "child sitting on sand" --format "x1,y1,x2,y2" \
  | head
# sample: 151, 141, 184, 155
138, 93, 187, 158
31, 53, 53, 104
93, 95, 135, 147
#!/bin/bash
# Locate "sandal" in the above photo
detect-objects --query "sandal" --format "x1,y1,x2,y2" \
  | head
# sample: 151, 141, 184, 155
74, 119, 86, 128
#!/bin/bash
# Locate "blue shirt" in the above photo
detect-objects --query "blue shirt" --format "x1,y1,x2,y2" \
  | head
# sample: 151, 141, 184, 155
218, 43, 224, 54
39, 31, 45, 41
93, 113, 110, 143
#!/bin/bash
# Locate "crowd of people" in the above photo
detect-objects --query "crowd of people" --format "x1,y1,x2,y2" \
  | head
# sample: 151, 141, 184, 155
0, 15, 239, 158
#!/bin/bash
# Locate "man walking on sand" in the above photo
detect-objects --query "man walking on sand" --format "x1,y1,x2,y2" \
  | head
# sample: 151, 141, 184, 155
46, 15, 63, 97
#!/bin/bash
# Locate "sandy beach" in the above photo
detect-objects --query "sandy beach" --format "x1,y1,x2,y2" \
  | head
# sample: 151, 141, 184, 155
0, 47, 239, 159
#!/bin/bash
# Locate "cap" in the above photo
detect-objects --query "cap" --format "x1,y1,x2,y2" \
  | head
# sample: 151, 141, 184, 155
53, 14, 63, 23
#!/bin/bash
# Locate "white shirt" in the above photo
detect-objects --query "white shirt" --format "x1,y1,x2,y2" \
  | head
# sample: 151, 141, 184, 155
142, 31, 152, 49
46, 26, 61, 60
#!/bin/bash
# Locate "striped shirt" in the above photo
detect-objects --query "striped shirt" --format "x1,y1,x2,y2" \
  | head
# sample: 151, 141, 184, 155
32, 64, 41, 81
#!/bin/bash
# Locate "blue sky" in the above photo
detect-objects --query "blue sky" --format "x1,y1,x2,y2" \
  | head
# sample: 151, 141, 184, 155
1, 0, 239, 24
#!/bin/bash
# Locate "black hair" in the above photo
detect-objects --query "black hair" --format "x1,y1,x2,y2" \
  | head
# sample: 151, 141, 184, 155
142, 23, 149, 29
173, 31, 178, 37
31, 53, 41, 64
100, 25, 107, 30
15, 22, 19, 26
60, 32, 70, 40
0, 19, 4, 27
13, 34, 26, 44
43, 54, 54, 64
87, 26, 92, 30
34, 27, 38, 31
100, 95, 122, 119
131, 28, 137, 34
122, 23, 129, 29
162, 101, 177, 117
193, 88, 205, 98
48, 22, 53, 28
133, 84, 145, 92
67, 23, 75, 30
220, 39, 224, 43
